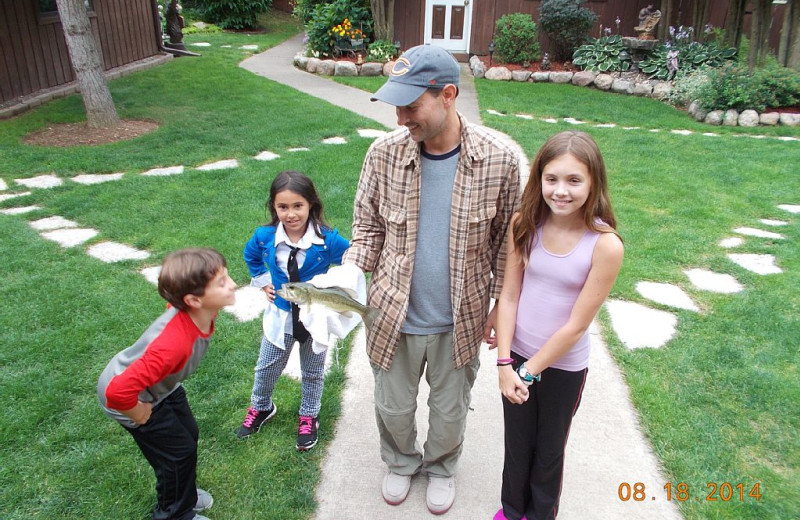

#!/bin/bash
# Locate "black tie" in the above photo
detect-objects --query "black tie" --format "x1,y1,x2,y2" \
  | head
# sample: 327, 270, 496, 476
287, 246, 310, 343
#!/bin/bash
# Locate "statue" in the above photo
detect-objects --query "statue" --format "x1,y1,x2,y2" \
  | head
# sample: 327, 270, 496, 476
666, 49, 679, 80
165, 0, 185, 48
634, 5, 662, 40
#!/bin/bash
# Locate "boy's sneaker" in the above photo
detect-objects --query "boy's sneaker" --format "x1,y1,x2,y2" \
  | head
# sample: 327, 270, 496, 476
194, 489, 213, 512
236, 404, 277, 439
296, 415, 319, 451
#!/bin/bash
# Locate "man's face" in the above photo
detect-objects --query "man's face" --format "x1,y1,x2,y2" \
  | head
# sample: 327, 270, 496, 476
395, 89, 448, 144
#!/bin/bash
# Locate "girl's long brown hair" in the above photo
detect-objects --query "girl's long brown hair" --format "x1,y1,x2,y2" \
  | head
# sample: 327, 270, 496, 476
266, 170, 328, 238
513, 131, 619, 262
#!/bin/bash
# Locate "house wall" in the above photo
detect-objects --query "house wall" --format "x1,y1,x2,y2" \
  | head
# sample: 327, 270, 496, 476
0, 0, 160, 104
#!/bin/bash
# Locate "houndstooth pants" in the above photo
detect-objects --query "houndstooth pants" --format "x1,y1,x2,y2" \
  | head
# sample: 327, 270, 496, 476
250, 333, 326, 418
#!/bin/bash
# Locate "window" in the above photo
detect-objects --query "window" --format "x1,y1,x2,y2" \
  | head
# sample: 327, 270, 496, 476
38, 0, 95, 23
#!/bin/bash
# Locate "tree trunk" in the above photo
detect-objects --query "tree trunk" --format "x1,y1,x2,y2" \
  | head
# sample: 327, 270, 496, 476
748, 0, 773, 70
724, 0, 747, 49
370, 0, 395, 42
55, 0, 120, 128
778, 0, 800, 69
691, 0, 710, 39
658, 0, 674, 42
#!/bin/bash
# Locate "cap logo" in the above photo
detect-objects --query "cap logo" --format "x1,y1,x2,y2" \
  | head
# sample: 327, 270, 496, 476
391, 57, 412, 77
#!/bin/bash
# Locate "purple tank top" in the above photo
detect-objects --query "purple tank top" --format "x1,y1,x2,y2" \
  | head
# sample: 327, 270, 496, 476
511, 226, 601, 371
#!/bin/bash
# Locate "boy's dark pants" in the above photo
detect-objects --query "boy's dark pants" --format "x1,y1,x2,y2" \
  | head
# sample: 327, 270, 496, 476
124, 386, 199, 520
500, 359, 588, 520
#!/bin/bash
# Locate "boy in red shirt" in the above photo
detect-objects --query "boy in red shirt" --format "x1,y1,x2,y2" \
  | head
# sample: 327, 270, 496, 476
98, 248, 236, 520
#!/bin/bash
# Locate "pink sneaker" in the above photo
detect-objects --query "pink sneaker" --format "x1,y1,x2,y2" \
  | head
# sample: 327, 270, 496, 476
493, 508, 527, 520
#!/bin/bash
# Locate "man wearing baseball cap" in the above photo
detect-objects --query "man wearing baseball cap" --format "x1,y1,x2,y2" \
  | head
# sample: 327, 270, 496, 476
344, 44, 521, 514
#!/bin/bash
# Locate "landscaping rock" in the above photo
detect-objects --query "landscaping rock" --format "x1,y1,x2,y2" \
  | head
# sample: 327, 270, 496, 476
780, 113, 800, 126
317, 59, 336, 76
694, 106, 708, 122
738, 109, 759, 127
723, 109, 739, 126
652, 81, 672, 100
306, 57, 320, 74
471, 60, 486, 78
294, 54, 309, 70
334, 61, 358, 76
512, 70, 532, 82
759, 112, 780, 126
531, 72, 551, 82
360, 62, 383, 76
688, 100, 700, 118
572, 71, 596, 87
633, 82, 653, 96
594, 74, 613, 90
485, 67, 512, 81
611, 79, 633, 94
704, 110, 724, 125
383, 61, 395, 76
550, 72, 574, 84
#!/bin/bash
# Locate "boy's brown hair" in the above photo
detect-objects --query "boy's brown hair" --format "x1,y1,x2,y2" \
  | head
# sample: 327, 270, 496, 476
158, 248, 227, 310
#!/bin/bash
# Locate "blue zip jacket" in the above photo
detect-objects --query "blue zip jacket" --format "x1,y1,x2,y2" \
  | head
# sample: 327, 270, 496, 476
243, 225, 350, 312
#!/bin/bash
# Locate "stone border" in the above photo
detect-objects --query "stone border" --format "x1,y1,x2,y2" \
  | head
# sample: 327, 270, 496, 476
468, 56, 800, 128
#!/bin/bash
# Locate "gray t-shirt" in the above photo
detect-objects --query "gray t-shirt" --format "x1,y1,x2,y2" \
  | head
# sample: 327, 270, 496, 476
402, 145, 460, 334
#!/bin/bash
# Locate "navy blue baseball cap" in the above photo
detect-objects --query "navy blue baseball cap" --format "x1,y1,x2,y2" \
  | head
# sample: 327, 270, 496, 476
371, 44, 460, 106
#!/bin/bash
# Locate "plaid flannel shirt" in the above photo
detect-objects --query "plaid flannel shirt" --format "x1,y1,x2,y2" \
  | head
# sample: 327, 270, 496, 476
343, 114, 521, 370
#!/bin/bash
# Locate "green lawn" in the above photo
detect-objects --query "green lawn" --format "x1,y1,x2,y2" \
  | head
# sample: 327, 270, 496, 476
1, 13, 799, 519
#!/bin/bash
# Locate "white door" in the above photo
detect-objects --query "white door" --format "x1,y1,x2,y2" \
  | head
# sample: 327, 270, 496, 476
424, 0, 472, 53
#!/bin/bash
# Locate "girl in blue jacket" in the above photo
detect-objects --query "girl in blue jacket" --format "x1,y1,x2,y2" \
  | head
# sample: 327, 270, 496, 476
236, 170, 349, 451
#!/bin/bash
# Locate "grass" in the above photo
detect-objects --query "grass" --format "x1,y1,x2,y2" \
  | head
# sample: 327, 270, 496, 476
1, 14, 799, 519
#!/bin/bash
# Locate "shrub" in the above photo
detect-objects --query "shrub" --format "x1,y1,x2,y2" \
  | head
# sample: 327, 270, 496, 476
539, 0, 598, 62
572, 34, 630, 72
493, 13, 541, 65
367, 39, 398, 63
757, 61, 800, 109
667, 67, 711, 108
695, 64, 771, 111
305, 0, 372, 57
294, 0, 330, 24
190, 0, 272, 30
639, 26, 736, 80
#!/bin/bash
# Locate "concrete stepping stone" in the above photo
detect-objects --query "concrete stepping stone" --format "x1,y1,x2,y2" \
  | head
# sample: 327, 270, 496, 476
486, 109, 505, 116
0, 192, 31, 202
1, 205, 41, 215
287, 147, 310, 152
702, 132, 720, 137
671, 129, 692, 135
727, 253, 782, 275
322, 136, 347, 145
72, 173, 124, 185
684, 268, 743, 294
254, 151, 280, 161
196, 159, 238, 171
622, 126, 641, 130
760, 219, 787, 226
719, 237, 744, 248
15, 174, 62, 189
776, 136, 799, 142
29, 216, 77, 231
223, 286, 268, 322
515, 114, 534, 120
564, 117, 585, 125
635, 281, 699, 311
239, 45, 258, 50
649, 128, 661, 132
0, 178, 7, 190
141, 266, 161, 285
733, 227, 784, 239
40, 228, 98, 247
543, 118, 558, 124
190, 42, 211, 47
605, 300, 677, 349
778, 204, 800, 214
357, 128, 387, 138
595, 123, 616, 128
87, 242, 150, 262
142, 165, 184, 176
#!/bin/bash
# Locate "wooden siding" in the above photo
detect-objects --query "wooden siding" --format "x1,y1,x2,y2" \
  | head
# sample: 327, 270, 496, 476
1, 0, 160, 104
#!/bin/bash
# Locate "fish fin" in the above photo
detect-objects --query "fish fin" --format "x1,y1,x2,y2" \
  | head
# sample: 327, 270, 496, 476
361, 306, 382, 330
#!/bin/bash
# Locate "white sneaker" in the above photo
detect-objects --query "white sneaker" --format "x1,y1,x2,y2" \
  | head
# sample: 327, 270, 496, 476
194, 488, 213, 512
426, 475, 455, 515
382, 471, 412, 505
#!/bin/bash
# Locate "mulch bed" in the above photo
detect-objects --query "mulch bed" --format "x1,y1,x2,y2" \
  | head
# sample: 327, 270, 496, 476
23, 119, 159, 147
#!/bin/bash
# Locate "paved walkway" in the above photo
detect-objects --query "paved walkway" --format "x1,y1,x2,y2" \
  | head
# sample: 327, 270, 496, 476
241, 36, 683, 520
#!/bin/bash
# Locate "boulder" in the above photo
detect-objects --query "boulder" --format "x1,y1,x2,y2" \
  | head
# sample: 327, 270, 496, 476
610, 79, 633, 94
593, 74, 613, 90
360, 62, 383, 76
704, 110, 724, 125
471, 60, 487, 78
293, 54, 309, 70
652, 82, 672, 100
633, 82, 653, 96
688, 100, 700, 118
511, 70, 532, 82
383, 61, 395, 76
531, 72, 551, 82
485, 67, 512, 81
334, 61, 358, 76
738, 109, 759, 127
780, 113, 800, 126
550, 72, 574, 84
571, 71, 596, 87
316, 59, 336, 76
306, 57, 320, 74
759, 112, 780, 126
723, 109, 739, 126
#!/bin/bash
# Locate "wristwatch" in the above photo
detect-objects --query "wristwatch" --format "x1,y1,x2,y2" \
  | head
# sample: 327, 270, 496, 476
517, 364, 541, 386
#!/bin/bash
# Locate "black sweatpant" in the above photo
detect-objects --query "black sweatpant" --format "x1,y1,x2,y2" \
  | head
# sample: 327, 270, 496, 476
125, 385, 199, 520
500, 354, 587, 520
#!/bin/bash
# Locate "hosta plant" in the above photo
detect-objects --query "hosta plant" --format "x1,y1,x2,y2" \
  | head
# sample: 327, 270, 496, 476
572, 34, 631, 72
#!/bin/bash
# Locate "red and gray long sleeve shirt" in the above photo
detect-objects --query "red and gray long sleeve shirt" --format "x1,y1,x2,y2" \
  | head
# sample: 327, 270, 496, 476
97, 306, 213, 428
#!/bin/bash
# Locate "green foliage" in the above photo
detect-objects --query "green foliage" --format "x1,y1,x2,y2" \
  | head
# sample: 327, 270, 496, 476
538, 0, 598, 62
695, 62, 800, 112
191, 0, 273, 30
667, 67, 711, 108
367, 39, 398, 63
293, 0, 330, 24
305, 0, 372, 57
572, 34, 630, 72
493, 13, 541, 65
639, 26, 737, 80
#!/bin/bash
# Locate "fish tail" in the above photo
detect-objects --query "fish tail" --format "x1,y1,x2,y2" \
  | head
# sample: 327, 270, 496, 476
362, 306, 382, 330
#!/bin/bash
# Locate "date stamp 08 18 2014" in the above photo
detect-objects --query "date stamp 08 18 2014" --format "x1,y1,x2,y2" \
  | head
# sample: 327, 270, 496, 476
618, 482, 762, 502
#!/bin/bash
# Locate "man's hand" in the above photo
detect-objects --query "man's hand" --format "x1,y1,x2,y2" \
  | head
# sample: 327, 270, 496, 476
483, 303, 498, 349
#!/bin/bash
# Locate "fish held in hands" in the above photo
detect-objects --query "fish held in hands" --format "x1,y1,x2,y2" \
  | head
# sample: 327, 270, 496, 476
277, 282, 381, 329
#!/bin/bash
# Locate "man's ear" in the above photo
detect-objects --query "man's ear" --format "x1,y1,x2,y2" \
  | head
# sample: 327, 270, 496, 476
183, 294, 203, 309
442, 84, 459, 106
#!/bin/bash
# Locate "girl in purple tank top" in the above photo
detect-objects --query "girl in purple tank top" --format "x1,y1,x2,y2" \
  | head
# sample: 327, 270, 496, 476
490, 131, 624, 520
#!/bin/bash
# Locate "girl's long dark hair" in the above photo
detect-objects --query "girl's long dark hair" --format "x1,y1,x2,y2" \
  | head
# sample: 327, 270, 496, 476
513, 131, 619, 263
266, 170, 328, 237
